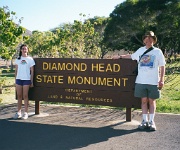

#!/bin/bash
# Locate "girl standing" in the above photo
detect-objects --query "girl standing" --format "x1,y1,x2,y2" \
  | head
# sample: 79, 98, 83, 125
13, 44, 35, 119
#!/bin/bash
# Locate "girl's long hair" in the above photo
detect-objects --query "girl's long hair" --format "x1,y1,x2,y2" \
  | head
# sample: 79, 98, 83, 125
18, 44, 28, 60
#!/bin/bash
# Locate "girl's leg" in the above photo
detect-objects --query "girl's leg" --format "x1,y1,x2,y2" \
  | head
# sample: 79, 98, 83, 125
23, 85, 30, 113
16, 84, 23, 113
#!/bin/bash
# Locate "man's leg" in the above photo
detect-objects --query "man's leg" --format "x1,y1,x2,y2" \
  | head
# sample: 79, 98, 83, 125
138, 97, 149, 129
148, 98, 157, 131
141, 97, 149, 122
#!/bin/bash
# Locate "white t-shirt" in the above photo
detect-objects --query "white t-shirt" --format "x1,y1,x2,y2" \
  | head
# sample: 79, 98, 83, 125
131, 46, 166, 85
15, 56, 35, 80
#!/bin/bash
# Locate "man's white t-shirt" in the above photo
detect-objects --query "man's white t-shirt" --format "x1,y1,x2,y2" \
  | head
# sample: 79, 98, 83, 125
131, 46, 166, 85
15, 56, 35, 80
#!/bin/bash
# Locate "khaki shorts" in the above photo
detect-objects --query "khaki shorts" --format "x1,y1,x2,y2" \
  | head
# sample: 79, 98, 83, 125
134, 83, 160, 99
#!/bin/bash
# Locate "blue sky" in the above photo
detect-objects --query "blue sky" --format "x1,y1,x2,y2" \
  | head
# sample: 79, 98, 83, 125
0, 0, 124, 31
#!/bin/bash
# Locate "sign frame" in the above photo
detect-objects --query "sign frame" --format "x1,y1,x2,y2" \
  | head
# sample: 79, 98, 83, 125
29, 58, 141, 121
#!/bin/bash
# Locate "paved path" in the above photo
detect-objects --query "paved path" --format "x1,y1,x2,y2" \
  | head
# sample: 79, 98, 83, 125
0, 103, 180, 150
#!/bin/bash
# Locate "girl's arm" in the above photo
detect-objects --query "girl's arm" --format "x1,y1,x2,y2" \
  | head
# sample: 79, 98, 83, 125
15, 65, 18, 84
30, 66, 34, 87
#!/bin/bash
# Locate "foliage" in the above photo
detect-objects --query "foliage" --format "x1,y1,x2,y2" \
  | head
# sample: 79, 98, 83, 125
24, 31, 56, 57
103, 0, 180, 53
157, 68, 180, 113
87, 16, 109, 57
51, 14, 102, 58
0, 6, 25, 60
0, 77, 5, 86
24, 15, 105, 58
156, 0, 180, 52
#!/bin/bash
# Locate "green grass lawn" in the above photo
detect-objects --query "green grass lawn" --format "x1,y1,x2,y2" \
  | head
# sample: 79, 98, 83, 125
156, 73, 180, 113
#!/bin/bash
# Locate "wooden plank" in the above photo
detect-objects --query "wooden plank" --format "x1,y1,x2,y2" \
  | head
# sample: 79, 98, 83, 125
35, 101, 40, 114
29, 87, 141, 108
34, 74, 137, 91
126, 107, 132, 121
34, 58, 137, 76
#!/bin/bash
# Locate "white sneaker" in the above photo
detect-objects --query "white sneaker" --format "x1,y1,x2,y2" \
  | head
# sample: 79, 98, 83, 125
22, 112, 28, 120
13, 112, 22, 119
149, 121, 157, 131
138, 120, 149, 130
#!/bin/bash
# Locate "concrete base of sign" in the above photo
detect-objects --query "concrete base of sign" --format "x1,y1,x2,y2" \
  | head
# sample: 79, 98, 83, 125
109, 120, 140, 126
28, 112, 49, 118
123, 120, 140, 125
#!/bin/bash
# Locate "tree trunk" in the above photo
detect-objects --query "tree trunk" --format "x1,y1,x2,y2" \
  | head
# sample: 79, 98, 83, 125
0, 85, 3, 94
11, 59, 14, 70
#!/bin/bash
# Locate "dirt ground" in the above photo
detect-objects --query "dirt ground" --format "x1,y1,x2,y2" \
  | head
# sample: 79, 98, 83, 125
0, 59, 12, 67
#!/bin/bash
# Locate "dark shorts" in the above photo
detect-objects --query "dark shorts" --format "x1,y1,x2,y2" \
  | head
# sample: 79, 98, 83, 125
134, 83, 160, 99
16, 79, 31, 86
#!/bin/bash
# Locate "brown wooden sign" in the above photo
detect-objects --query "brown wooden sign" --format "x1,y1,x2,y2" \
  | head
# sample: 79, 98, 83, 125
29, 58, 141, 111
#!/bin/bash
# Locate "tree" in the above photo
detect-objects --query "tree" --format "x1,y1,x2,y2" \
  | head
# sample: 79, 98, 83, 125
156, 1, 180, 53
103, 0, 180, 52
51, 15, 102, 58
24, 15, 106, 59
87, 16, 109, 58
25, 31, 56, 58
0, 6, 24, 62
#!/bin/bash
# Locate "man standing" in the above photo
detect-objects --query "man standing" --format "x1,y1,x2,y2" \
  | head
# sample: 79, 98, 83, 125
113, 31, 166, 131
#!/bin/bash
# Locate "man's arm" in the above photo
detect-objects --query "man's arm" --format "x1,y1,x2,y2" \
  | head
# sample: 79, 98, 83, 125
112, 54, 132, 59
158, 66, 165, 89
